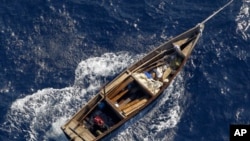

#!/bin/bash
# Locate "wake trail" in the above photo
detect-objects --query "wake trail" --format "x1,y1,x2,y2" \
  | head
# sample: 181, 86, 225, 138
1, 52, 186, 141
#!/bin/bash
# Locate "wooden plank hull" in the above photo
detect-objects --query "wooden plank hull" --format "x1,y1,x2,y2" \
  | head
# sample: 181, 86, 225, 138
61, 24, 204, 141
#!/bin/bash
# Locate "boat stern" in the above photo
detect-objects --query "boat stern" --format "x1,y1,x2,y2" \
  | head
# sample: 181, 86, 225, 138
61, 119, 97, 141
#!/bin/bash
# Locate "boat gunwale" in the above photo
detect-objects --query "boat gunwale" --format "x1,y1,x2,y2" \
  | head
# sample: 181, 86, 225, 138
61, 24, 203, 141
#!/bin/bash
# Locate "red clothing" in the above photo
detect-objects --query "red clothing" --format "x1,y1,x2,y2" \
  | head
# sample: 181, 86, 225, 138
93, 116, 104, 127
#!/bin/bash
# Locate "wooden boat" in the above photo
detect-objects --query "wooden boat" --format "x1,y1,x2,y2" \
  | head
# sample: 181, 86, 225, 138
61, 1, 233, 140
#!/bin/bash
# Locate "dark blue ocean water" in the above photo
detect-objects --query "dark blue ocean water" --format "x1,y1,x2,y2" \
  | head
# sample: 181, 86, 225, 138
0, 0, 249, 141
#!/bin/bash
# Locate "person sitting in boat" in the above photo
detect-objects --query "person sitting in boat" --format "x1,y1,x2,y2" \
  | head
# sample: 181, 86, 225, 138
93, 115, 108, 131
93, 115, 105, 127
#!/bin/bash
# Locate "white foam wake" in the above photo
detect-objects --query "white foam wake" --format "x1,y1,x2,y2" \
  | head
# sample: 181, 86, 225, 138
236, 0, 250, 40
1, 51, 185, 141
1, 52, 142, 141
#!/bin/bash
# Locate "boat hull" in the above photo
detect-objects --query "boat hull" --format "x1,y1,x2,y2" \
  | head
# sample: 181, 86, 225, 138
61, 24, 203, 141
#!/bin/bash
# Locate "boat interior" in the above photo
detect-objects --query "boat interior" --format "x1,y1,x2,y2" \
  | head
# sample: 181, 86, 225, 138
71, 44, 189, 138
78, 78, 153, 137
